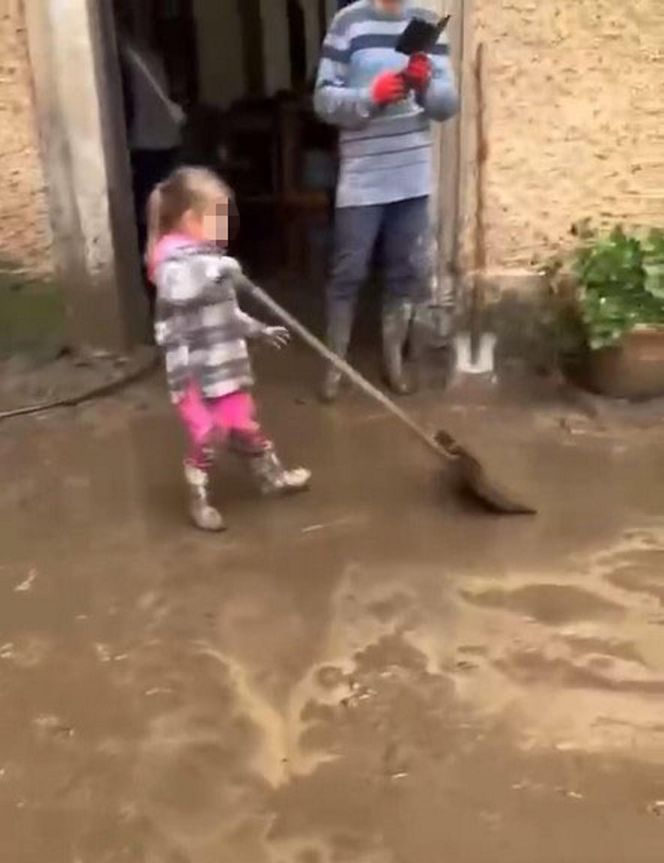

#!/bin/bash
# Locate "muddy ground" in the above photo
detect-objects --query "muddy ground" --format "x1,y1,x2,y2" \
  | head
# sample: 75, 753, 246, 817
1, 345, 663, 863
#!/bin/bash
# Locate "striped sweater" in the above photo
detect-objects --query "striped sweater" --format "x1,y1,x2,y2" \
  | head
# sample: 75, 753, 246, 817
315, 0, 459, 208
152, 236, 267, 403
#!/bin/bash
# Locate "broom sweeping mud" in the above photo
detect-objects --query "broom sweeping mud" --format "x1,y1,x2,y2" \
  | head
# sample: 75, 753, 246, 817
238, 275, 536, 516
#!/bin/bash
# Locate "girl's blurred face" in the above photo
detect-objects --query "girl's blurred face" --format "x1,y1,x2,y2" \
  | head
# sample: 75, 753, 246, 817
182, 197, 230, 247
202, 199, 230, 247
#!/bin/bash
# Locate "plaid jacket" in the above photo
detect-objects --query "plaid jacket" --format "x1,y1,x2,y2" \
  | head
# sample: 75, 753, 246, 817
152, 239, 267, 402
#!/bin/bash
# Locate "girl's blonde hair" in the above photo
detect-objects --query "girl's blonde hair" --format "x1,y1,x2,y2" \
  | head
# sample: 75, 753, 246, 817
146, 166, 232, 262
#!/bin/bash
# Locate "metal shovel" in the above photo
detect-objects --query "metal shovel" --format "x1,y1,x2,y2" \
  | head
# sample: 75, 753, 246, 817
454, 42, 497, 377
239, 276, 536, 515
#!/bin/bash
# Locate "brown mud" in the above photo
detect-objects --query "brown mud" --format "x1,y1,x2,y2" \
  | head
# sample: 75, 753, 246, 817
1, 347, 664, 862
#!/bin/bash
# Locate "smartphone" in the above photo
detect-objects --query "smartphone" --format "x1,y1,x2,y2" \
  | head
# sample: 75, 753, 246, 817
396, 14, 451, 56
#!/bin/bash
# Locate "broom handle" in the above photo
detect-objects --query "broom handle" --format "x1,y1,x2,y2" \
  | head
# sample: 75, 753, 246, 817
238, 276, 455, 463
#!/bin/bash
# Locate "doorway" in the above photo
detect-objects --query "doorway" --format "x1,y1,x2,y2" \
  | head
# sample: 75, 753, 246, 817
112, 0, 337, 302
107, 0, 462, 366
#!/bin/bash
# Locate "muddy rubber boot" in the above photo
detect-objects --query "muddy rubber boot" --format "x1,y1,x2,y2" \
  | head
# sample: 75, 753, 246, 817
408, 302, 430, 392
409, 302, 453, 391
248, 448, 311, 496
382, 299, 415, 395
184, 463, 226, 532
319, 301, 355, 403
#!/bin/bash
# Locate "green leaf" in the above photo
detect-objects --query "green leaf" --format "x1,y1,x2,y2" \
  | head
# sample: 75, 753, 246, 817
554, 223, 664, 350
644, 264, 664, 299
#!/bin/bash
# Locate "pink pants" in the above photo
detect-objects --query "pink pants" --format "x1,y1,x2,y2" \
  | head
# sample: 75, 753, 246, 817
176, 384, 270, 469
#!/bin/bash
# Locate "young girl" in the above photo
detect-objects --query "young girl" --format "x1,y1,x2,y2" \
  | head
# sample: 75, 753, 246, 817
147, 167, 311, 531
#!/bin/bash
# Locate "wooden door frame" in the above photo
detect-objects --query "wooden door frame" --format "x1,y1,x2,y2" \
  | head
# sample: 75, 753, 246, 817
238, 0, 266, 96
24, 0, 472, 348
433, 0, 472, 311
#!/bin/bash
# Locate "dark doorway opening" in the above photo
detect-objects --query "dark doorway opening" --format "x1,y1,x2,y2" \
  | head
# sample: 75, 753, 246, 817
112, 0, 336, 303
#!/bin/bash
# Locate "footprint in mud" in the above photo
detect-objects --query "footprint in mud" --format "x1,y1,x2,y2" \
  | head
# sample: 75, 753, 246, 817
497, 649, 664, 695
562, 634, 644, 665
0, 635, 51, 669
366, 592, 414, 625
457, 645, 488, 657
460, 584, 623, 625
605, 564, 664, 606
268, 836, 391, 863
136, 705, 274, 854
354, 632, 432, 676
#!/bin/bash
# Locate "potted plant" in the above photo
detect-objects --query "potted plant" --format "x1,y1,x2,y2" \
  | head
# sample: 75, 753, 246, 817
546, 224, 664, 398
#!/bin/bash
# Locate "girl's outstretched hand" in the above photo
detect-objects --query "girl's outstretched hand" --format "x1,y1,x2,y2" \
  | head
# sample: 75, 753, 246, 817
263, 326, 290, 349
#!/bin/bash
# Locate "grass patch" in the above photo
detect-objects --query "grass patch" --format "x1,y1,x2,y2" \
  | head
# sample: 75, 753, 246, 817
0, 261, 66, 360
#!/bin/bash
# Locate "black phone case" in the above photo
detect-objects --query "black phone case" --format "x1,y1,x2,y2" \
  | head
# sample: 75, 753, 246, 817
396, 14, 451, 56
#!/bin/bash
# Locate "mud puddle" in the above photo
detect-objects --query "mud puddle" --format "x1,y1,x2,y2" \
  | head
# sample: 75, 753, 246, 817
1, 358, 664, 862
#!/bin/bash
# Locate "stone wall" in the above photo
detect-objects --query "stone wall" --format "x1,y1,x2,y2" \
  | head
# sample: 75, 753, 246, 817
3, 0, 662, 286
467, 0, 664, 275
0, 0, 51, 274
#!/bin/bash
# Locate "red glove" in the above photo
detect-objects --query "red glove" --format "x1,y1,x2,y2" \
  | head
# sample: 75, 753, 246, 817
404, 53, 432, 92
371, 71, 407, 106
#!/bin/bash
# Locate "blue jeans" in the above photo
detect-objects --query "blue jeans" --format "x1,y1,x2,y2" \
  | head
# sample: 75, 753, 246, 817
327, 197, 431, 306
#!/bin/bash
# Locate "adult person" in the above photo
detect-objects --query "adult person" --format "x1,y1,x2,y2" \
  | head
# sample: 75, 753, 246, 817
315, 0, 459, 401
117, 21, 185, 264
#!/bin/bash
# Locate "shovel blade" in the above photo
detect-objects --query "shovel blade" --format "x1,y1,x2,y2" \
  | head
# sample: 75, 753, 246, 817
454, 332, 496, 375
435, 430, 536, 515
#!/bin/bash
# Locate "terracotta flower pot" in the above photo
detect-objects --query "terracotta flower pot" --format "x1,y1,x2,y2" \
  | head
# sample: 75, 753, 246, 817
564, 326, 664, 399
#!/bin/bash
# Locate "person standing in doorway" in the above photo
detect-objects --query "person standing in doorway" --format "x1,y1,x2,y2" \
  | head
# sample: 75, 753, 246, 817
315, 0, 458, 401
117, 21, 185, 275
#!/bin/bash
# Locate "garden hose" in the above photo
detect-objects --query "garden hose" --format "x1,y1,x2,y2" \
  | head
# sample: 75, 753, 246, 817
0, 353, 159, 423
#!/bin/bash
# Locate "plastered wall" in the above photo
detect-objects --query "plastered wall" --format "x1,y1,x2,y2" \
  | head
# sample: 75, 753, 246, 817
0, 0, 51, 274
467, 0, 664, 275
